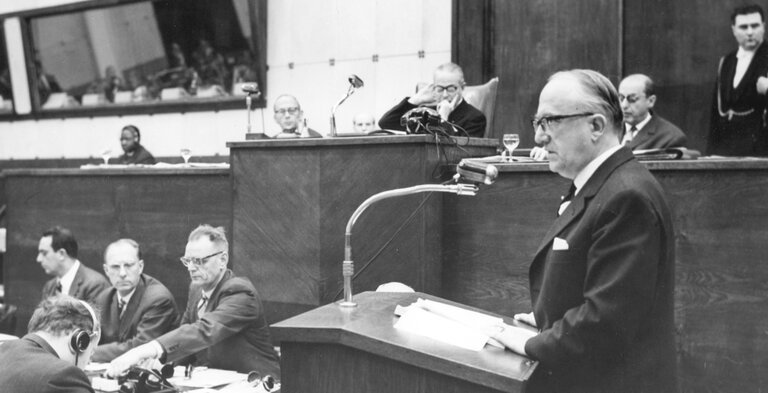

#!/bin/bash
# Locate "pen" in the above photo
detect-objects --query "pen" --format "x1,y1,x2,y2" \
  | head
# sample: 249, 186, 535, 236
185, 364, 193, 380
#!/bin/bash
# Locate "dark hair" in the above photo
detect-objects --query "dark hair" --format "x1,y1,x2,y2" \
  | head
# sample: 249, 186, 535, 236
42, 226, 78, 259
122, 124, 141, 142
28, 296, 98, 336
732, 4, 764, 24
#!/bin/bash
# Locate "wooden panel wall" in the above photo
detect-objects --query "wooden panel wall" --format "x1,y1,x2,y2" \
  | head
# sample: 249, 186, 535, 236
455, 0, 749, 151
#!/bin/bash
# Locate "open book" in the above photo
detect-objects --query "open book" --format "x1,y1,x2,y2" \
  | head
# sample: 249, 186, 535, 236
633, 147, 701, 160
393, 298, 506, 351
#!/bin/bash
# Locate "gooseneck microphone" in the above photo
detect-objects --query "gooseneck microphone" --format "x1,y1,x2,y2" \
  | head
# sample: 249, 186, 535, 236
329, 74, 364, 137
242, 83, 266, 136
241, 83, 261, 96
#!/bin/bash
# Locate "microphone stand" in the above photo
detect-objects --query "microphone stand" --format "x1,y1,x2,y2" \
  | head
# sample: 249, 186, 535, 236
329, 84, 358, 137
339, 182, 479, 307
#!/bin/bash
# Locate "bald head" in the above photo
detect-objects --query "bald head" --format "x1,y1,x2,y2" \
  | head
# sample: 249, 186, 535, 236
618, 74, 656, 126
273, 94, 303, 131
352, 113, 376, 133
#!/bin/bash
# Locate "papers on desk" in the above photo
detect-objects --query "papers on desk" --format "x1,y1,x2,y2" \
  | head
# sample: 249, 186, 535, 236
393, 298, 505, 351
168, 366, 248, 388
80, 162, 230, 169
91, 377, 120, 392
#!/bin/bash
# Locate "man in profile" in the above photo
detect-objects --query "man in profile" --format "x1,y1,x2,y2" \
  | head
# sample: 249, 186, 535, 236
0, 295, 101, 392
618, 74, 687, 149
118, 125, 156, 165
378, 62, 486, 137
352, 112, 377, 133
710, 4, 768, 156
92, 239, 179, 362
491, 69, 677, 392
38, 226, 110, 304
273, 94, 322, 138
107, 225, 280, 378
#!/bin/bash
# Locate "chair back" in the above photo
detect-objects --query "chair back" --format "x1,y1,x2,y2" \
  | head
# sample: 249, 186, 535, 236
462, 77, 499, 138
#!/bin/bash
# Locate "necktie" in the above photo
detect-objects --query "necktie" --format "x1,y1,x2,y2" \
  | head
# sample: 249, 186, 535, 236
54, 280, 62, 295
623, 125, 637, 145
118, 298, 127, 317
197, 294, 209, 318
558, 183, 576, 216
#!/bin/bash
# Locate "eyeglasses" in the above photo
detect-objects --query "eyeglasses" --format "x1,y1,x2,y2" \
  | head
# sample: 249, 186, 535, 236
531, 112, 594, 132
618, 94, 644, 104
434, 85, 459, 94
274, 107, 300, 115
180, 250, 224, 268
105, 261, 140, 273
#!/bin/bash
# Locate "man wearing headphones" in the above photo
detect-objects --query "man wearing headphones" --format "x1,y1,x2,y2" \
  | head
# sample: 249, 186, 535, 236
0, 295, 101, 392
118, 125, 156, 165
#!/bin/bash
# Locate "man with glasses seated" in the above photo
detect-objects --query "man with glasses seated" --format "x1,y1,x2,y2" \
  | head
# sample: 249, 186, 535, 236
273, 94, 323, 138
106, 225, 280, 379
617, 74, 686, 150
0, 295, 101, 392
378, 62, 486, 137
92, 239, 179, 362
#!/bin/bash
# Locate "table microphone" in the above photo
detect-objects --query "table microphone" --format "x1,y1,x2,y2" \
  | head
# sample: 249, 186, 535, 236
330, 74, 364, 137
241, 83, 260, 96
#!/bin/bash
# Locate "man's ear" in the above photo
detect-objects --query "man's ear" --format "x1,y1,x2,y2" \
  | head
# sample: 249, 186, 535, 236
647, 94, 657, 109
590, 114, 607, 141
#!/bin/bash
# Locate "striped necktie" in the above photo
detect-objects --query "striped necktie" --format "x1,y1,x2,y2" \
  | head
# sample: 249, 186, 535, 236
118, 298, 127, 318
197, 294, 209, 318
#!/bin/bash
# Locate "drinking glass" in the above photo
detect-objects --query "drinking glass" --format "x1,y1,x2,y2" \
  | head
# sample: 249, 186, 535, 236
502, 134, 520, 162
180, 148, 192, 165
101, 149, 111, 165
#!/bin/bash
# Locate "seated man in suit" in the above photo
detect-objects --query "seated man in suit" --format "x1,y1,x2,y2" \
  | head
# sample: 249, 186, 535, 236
378, 62, 486, 137
618, 74, 687, 149
0, 295, 101, 392
38, 226, 110, 304
92, 239, 179, 362
273, 94, 322, 138
106, 225, 280, 378
118, 125, 156, 165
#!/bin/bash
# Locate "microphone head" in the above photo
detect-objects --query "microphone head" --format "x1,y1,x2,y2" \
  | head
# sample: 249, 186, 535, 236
241, 83, 260, 94
348, 74, 364, 89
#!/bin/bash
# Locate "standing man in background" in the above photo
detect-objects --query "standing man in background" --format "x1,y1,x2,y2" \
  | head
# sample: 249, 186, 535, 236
92, 239, 179, 362
710, 4, 768, 156
39, 226, 110, 304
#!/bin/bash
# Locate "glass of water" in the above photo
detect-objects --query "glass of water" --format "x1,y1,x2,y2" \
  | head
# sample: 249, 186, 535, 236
502, 134, 520, 162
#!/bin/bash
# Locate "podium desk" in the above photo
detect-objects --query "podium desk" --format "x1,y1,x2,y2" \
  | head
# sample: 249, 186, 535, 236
443, 157, 768, 393
1, 167, 231, 336
227, 136, 497, 325
272, 291, 536, 393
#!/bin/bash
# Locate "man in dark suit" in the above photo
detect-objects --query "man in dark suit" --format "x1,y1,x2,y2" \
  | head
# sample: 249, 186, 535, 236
118, 125, 156, 165
38, 226, 110, 304
378, 62, 486, 137
92, 239, 179, 362
0, 295, 100, 392
491, 69, 677, 392
107, 225, 280, 378
619, 74, 687, 149
709, 4, 768, 156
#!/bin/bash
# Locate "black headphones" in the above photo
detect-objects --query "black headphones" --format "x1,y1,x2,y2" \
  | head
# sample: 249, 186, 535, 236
69, 300, 98, 354
123, 125, 141, 142
119, 365, 176, 393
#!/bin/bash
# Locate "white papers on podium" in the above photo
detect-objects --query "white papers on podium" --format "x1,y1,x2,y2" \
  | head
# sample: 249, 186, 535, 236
393, 298, 505, 351
168, 367, 247, 388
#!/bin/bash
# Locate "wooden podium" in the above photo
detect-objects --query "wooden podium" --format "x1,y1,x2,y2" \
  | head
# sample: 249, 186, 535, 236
272, 291, 537, 393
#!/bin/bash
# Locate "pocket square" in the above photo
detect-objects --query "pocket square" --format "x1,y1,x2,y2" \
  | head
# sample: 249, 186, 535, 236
553, 237, 569, 250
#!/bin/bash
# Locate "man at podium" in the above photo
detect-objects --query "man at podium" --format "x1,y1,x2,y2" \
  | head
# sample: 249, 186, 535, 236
490, 69, 677, 393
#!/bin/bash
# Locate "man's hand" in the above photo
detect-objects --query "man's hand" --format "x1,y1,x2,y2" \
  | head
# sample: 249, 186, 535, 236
530, 146, 548, 161
408, 83, 439, 106
757, 76, 768, 95
105, 342, 158, 378
514, 312, 537, 328
436, 94, 460, 121
488, 324, 538, 356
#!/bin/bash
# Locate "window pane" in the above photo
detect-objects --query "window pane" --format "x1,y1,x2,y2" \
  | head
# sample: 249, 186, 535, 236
29, 0, 260, 110
0, 26, 12, 114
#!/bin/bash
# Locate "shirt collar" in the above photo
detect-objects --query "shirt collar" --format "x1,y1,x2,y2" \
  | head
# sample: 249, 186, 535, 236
573, 144, 623, 195
737, 47, 757, 59
118, 287, 137, 304
626, 112, 652, 132
59, 260, 80, 293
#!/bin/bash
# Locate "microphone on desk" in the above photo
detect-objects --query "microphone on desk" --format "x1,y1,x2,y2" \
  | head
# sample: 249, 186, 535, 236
241, 83, 261, 96
329, 74, 364, 137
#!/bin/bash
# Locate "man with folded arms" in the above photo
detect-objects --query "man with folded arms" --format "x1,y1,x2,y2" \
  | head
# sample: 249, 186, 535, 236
92, 239, 179, 362
106, 225, 280, 378
38, 226, 110, 304
378, 62, 486, 137
491, 69, 677, 392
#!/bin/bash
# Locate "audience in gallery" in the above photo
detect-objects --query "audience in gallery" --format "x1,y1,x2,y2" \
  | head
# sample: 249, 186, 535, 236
91, 239, 179, 362
0, 296, 101, 392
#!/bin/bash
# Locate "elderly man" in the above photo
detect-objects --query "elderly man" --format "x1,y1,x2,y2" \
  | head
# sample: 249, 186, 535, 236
92, 239, 179, 362
0, 296, 101, 392
618, 74, 687, 149
710, 4, 768, 156
107, 225, 280, 378
378, 62, 486, 137
39, 226, 110, 304
492, 69, 677, 393
118, 125, 156, 165
273, 94, 322, 138
352, 112, 377, 133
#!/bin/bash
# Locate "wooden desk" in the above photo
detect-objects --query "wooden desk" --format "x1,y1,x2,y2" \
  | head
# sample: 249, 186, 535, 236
443, 157, 768, 393
1, 167, 231, 336
226, 135, 497, 325
272, 291, 536, 393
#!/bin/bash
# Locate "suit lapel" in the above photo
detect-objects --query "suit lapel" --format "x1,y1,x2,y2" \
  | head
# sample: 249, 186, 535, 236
630, 116, 658, 149
119, 275, 147, 337
721, 53, 738, 103
69, 264, 84, 297
733, 43, 768, 101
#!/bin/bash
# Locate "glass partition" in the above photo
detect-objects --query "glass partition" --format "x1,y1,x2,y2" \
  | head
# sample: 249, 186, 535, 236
0, 26, 12, 114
